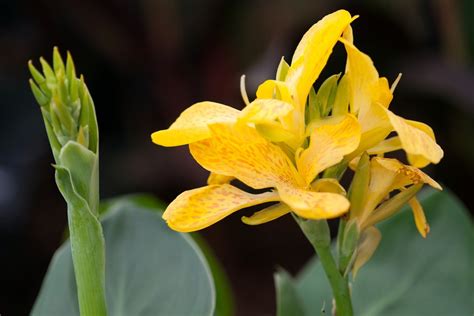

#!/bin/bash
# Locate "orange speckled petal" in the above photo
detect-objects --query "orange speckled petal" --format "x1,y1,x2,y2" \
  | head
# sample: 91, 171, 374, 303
190, 123, 304, 190
151, 101, 239, 147
277, 184, 350, 219
241, 203, 291, 225
408, 197, 430, 238
163, 184, 279, 232
297, 114, 361, 184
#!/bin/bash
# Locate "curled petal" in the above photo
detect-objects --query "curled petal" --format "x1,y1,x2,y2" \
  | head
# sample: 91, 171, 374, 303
385, 110, 443, 166
151, 102, 239, 147
241, 203, 291, 225
163, 184, 279, 232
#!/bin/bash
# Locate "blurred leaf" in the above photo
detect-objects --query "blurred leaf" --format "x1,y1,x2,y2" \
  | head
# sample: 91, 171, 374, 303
31, 198, 215, 316
295, 188, 473, 315
274, 268, 305, 316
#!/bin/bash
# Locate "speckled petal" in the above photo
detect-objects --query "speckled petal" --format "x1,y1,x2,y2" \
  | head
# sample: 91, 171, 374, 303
297, 114, 361, 184
163, 184, 279, 232
151, 101, 239, 147
277, 184, 350, 219
189, 123, 304, 190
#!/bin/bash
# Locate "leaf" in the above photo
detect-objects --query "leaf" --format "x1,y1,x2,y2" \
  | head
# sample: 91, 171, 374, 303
274, 268, 305, 316
31, 198, 216, 316
295, 189, 474, 315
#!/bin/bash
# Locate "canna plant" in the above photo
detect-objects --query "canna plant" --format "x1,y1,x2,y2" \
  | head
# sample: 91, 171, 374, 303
151, 10, 444, 315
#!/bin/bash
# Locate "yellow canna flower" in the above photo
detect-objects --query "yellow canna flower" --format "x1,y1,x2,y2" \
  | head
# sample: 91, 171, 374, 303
161, 117, 358, 232
151, 10, 363, 232
349, 156, 441, 237
340, 27, 444, 167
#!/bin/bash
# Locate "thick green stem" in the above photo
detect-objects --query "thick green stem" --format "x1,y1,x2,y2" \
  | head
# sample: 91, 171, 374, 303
296, 217, 353, 316
69, 207, 107, 316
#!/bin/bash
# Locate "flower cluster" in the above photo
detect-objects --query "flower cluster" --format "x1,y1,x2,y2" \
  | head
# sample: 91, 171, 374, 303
151, 10, 443, 244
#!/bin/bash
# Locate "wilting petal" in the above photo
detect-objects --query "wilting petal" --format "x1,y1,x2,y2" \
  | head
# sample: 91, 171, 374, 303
239, 99, 293, 123
151, 102, 239, 146
385, 110, 443, 166
409, 197, 430, 238
241, 203, 291, 225
190, 123, 304, 190
374, 157, 442, 190
163, 184, 279, 232
352, 226, 382, 278
297, 114, 361, 184
286, 10, 352, 106
277, 184, 350, 219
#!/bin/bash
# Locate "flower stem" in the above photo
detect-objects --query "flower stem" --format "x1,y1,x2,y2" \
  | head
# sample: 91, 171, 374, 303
295, 217, 353, 315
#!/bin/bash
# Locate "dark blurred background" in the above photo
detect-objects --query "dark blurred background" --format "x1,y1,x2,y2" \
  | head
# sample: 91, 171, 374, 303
1, 0, 473, 315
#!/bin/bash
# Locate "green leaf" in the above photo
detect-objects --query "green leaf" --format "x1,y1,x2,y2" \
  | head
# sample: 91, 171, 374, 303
274, 268, 305, 316
295, 189, 474, 315
31, 198, 216, 316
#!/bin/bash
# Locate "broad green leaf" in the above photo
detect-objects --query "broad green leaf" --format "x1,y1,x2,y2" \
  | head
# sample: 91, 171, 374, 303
295, 189, 474, 315
274, 268, 305, 316
31, 199, 216, 316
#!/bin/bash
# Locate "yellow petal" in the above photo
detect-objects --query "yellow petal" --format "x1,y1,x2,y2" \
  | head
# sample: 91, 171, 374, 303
151, 102, 239, 147
385, 110, 443, 166
405, 119, 439, 168
374, 157, 442, 190
340, 36, 380, 116
255, 122, 295, 142
286, 10, 352, 105
207, 173, 234, 185
297, 114, 361, 184
367, 136, 402, 155
190, 123, 304, 190
239, 99, 293, 123
311, 178, 346, 195
163, 184, 279, 232
409, 197, 430, 238
277, 185, 350, 219
256, 80, 292, 103
352, 226, 381, 278
241, 203, 291, 225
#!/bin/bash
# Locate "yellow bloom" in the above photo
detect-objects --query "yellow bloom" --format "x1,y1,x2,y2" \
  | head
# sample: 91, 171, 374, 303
340, 28, 444, 167
163, 117, 358, 232
151, 10, 359, 232
349, 156, 441, 237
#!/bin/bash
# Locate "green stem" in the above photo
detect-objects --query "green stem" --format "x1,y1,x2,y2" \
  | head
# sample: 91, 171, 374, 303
314, 241, 353, 316
296, 217, 353, 316
69, 208, 107, 316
